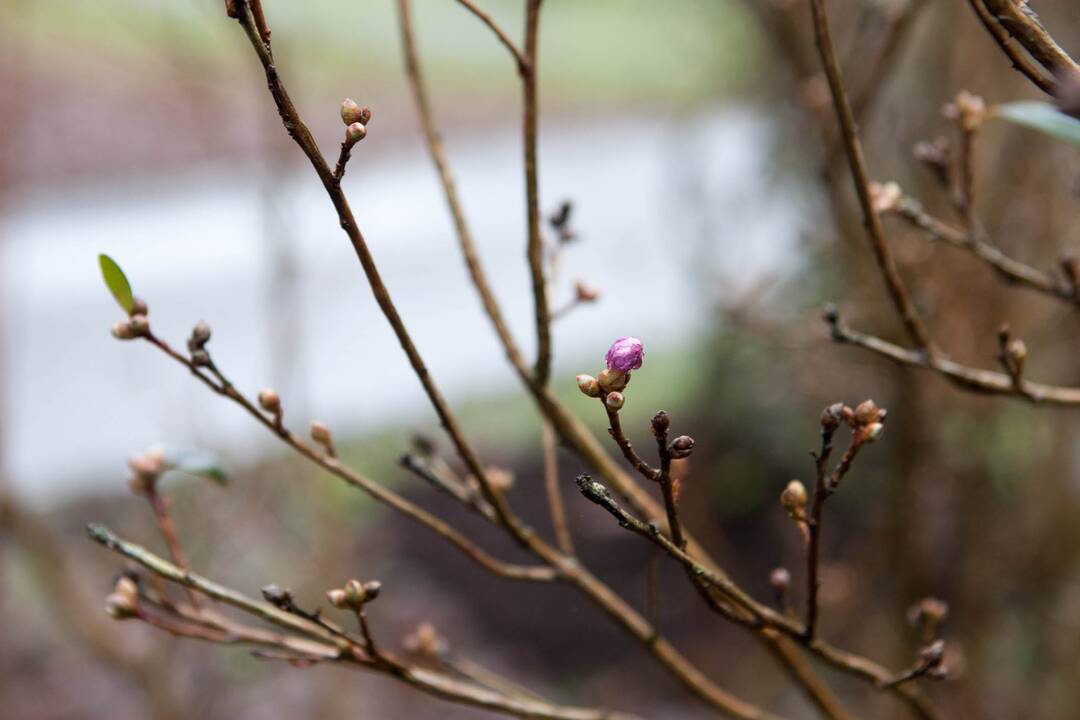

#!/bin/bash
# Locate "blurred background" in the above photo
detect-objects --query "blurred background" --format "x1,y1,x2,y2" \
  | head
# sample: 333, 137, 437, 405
1, 1, 1078, 718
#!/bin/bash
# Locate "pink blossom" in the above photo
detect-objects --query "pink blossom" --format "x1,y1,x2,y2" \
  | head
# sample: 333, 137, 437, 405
605, 336, 644, 373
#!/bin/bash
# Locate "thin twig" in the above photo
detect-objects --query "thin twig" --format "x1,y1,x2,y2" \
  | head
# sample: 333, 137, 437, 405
803, 424, 835, 641
981, 0, 1080, 86
145, 487, 200, 608
966, 0, 1056, 94
542, 420, 574, 554
809, 0, 935, 355
827, 310, 1080, 406
451, 0, 528, 72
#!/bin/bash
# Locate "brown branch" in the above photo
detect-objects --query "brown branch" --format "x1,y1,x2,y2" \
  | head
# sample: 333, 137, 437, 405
803, 423, 836, 641
145, 487, 200, 608
889, 195, 1075, 303
808, 0, 935, 354
522, 0, 552, 386
542, 419, 575, 554
575, 476, 942, 720
826, 309, 1080, 406
451, 0, 528, 72
966, 0, 1056, 94
604, 406, 659, 482
89, 526, 642, 720
229, 0, 526, 543
981, 0, 1080, 87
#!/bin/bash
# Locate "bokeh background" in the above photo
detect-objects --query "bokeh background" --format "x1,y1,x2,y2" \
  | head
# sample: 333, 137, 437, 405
2, 1, 1079, 718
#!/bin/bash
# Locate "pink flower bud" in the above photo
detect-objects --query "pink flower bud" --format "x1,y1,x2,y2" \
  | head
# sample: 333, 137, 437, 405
345, 122, 367, 144
604, 391, 625, 411
605, 336, 644, 373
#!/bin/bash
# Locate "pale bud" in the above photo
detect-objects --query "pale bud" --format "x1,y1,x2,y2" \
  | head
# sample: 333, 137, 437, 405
129, 314, 150, 336
258, 389, 281, 414
345, 122, 367, 144
769, 567, 791, 593
340, 98, 363, 125
326, 588, 348, 609
781, 480, 808, 513
597, 368, 628, 392
605, 391, 625, 411
130, 297, 149, 317
576, 374, 601, 397
111, 321, 136, 340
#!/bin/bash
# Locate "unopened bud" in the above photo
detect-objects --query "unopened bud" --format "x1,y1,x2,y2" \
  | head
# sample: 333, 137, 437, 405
258, 389, 281, 414
576, 374, 601, 397
868, 181, 902, 214
862, 422, 885, 442
129, 314, 150, 336
190, 349, 211, 367
853, 399, 883, 426
105, 577, 139, 619
769, 567, 791, 593
781, 480, 808, 513
604, 391, 625, 411
651, 410, 670, 437
130, 297, 149, 317
345, 122, 367, 144
340, 98, 363, 125
404, 622, 447, 658
597, 368, 628, 392
310, 421, 333, 447
261, 584, 292, 608
920, 639, 946, 666
574, 280, 600, 303
820, 403, 844, 432
189, 321, 212, 351
667, 435, 695, 459
111, 321, 136, 340
908, 597, 949, 628
326, 588, 348, 609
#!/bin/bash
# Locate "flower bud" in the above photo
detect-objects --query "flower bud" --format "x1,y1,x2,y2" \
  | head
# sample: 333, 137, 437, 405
258, 389, 281, 414
189, 321, 212, 350
862, 422, 885, 442
404, 622, 447, 658
597, 368, 627, 392
576, 374, 601, 397
261, 584, 292, 608
853, 399, 883, 426
868, 181, 902, 214
907, 597, 949, 628
781, 480, 808, 513
340, 98, 364, 125
920, 638, 946, 666
667, 435, 695, 459
130, 297, 149, 317
574, 280, 600, 303
604, 391, 625, 411
651, 410, 670, 437
129, 314, 150, 336
769, 567, 791, 593
820, 403, 845, 432
605, 336, 644, 373
326, 588, 348, 609
105, 577, 139, 620
111, 321, 136, 340
310, 421, 332, 447
345, 122, 367, 144
190, 349, 211, 367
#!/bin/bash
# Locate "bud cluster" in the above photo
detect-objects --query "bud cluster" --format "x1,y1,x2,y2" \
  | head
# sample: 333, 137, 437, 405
111, 297, 151, 341
340, 98, 372, 147
943, 90, 986, 132
327, 579, 382, 610
188, 321, 212, 367
576, 337, 645, 410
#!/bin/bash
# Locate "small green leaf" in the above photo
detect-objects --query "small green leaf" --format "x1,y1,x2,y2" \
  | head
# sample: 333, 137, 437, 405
165, 449, 228, 486
98, 254, 135, 314
995, 102, 1080, 146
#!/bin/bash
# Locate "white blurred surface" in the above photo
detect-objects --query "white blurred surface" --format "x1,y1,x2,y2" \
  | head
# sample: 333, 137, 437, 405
1, 109, 804, 503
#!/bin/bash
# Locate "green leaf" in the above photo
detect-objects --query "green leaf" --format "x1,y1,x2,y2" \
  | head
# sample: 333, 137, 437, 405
98, 254, 135, 314
165, 449, 228, 486
995, 102, 1080, 146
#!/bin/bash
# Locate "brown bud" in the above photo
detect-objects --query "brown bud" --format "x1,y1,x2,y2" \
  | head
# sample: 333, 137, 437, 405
781, 480, 808, 513
345, 122, 367, 144
189, 321, 212, 350
129, 314, 150, 336
853, 399, 882, 426
576, 374, 601, 397
908, 597, 949, 627
920, 638, 946, 666
190, 349, 211, 367
310, 421, 332, 447
667, 435, 695, 459
258, 389, 281, 414
261, 584, 292, 608
404, 622, 447, 658
597, 368, 628, 393
651, 410, 670, 437
604, 391, 625, 411
105, 577, 139, 619
130, 297, 149, 317
820, 403, 845, 432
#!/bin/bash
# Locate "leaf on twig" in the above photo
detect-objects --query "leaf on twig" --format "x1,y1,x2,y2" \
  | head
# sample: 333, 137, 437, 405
98, 254, 135, 314
995, 101, 1080, 145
